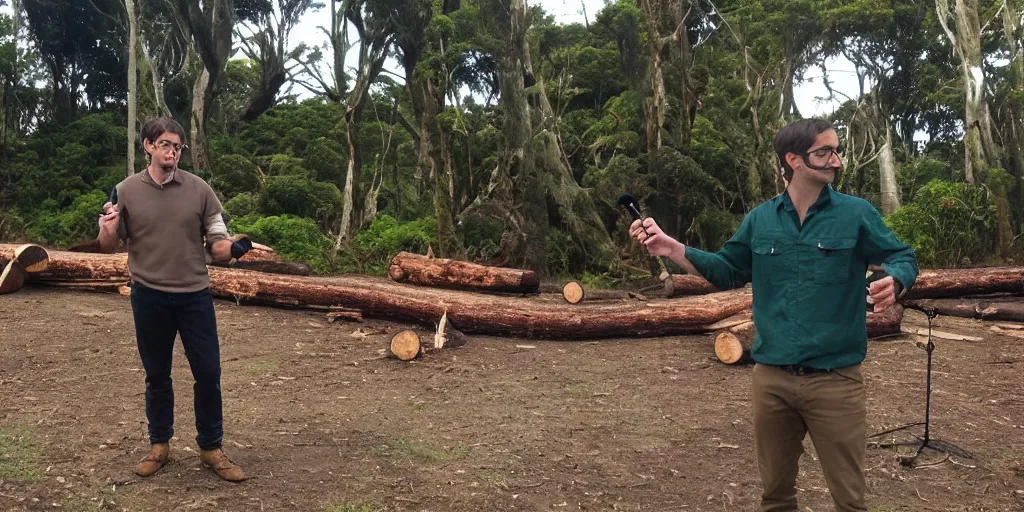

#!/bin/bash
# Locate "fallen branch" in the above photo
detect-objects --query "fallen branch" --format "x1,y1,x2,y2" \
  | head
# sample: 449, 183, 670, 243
904, 297, 1024, 322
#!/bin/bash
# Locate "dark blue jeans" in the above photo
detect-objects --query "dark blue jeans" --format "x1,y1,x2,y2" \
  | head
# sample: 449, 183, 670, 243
130, 283, 223, 450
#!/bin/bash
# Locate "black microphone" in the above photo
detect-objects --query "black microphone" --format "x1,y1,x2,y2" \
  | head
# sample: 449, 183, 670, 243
618, 193, 670, 280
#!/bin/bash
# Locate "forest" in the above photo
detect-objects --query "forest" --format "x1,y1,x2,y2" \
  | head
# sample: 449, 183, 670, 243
0, 0, 1021, 283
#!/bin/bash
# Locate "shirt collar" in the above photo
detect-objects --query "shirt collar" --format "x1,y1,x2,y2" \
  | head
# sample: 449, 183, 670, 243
775, 184, 834, 212
142, 168, 179, 187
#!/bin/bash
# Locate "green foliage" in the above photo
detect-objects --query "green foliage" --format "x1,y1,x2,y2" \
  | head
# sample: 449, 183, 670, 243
26, 190, 106, 247
350, 215, 437, 275
459, 215, 505, 263
262, 175, 344, 228
210, 154, 263, 199
223, 192, 262, 218
0, 427, 40, 482
229, 215, 334, 273
884, 180, 997, 267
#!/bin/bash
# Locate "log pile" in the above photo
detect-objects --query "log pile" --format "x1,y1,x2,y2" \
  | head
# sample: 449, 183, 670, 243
0, 244, 753, 340
2, 244, 1021, 359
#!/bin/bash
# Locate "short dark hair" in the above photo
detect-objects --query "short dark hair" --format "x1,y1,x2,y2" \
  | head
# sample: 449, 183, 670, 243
140, 117, 186, 146
773, 119, 835, 182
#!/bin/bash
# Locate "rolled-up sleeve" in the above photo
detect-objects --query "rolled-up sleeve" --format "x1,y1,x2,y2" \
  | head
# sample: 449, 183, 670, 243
202, 186, 230, 244
860, 204, 918, 293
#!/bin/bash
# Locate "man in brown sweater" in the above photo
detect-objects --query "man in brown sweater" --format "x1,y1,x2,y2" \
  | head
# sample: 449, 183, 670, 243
96, 117, 251, 482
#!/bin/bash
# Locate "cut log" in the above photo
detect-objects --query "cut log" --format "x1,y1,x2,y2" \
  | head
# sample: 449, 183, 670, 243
218, 260, 312, 276
0, 260, 27, 295
714, 330, 753, 365
562, 282, 585, 304
389, 330, 422, 361
388, 251, 540, 293
903, 267, 1024, 299
0, 244, 753, 339
14, 244, 48, 273
664, 274, 719, 298
237, 244, 282, 263
904, 297, 1024, 322
702, 311, 753, 331
867, 304, 904, 339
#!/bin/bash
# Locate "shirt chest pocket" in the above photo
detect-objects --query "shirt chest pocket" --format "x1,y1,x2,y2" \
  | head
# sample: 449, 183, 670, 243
751, 237, 789, 282
811, 237, 857, 285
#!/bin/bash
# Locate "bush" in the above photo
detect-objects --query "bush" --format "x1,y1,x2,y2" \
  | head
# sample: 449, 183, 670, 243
229, 214, 334, 274
223, 192, 261, 218
26, 190, 107, 247
351, 215, 437, 275
884, 179, 996, 267
262, 175, 343, 228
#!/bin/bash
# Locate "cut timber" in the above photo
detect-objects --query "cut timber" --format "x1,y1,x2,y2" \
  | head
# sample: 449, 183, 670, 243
237, 244, 282, 263
990, 326, 1024, 339
388, 251, 540, 293
702, 311, 753, 331
389, 330, 422, 361
901, 327, 983, 342
714, 331, 753, 365
14, 244, 48, 273
867, 304, 904, 339
904, 267, 1024, 299
664, 274, 719, 298
562, 282, 585, 304
0, 244, 753, 340
219, 260, 312, 276
905, 298, 1024, 322
0, 260, 27, 295
326, 309, 363, 322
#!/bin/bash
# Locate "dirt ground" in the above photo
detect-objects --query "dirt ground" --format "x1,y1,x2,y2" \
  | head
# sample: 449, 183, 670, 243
1, 287, 1023, 512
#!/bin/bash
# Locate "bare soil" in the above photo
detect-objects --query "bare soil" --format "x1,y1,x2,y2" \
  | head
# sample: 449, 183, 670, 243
1, 287, 1023, 511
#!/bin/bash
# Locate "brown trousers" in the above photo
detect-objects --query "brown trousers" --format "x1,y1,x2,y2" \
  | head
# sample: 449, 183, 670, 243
752, 363, 867, 512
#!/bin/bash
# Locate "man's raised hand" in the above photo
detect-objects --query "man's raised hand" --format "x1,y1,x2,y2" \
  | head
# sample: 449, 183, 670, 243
628, 217, 682, 258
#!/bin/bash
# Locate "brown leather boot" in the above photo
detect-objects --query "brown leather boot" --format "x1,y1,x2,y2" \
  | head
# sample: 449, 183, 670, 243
199, 448, 246, 482
134, 443, 169, 477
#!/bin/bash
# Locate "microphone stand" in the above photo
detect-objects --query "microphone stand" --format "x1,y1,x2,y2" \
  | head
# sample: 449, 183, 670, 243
867, 303, 974, 467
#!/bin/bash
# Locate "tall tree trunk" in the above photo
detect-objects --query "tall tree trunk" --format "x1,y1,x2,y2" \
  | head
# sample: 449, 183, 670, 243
190, 66, 212, 172
638, 0, 682, 155
936, 0, 991, 184
878, 123, 900, 214
126, 0, 138, 176
673, 4, 696, 146
336, 103, 362, 245
1002, 0, 1024, 226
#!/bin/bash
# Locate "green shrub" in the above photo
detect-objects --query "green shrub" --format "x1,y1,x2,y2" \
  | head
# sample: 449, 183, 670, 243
223, 192, 262, 219
229, 214, 334, 273
26, 190, 107, 247
262, 175, 343, 228
351, 215, 437, 275
884, 179, 996, 267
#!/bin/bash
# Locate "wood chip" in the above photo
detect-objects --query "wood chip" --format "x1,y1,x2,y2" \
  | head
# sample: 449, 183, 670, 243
516, 345, 537, 349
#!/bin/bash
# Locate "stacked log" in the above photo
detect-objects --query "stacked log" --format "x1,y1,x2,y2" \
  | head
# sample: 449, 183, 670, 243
0, 244, 753, 340
388, 251, 539, 294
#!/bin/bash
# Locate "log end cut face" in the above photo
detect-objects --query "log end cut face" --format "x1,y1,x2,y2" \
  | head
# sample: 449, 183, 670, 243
390, 330, 422, 361
14, 244, 49, 273
0, 260, 27, 295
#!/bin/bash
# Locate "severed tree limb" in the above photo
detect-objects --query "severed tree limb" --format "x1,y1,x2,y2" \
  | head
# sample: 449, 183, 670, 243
389, 251, 540, 293
904, 297, 1024, 322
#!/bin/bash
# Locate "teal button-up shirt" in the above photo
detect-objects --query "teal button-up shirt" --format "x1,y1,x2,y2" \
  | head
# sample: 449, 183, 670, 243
686, 186, 918, 369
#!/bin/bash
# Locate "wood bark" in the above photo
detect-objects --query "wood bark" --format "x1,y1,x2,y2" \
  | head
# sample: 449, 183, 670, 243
878, 123, 901, 214
903, 267, 1024, 299
664, 274, 720, 297
905, 298, 1024, 322
0, 260, 27, 295
0, 244, 754, 340
388, 251, 539, 293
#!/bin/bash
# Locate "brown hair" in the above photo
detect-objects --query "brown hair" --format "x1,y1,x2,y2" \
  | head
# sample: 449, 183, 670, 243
773, 118, 835, 182
140, 117, 186, 146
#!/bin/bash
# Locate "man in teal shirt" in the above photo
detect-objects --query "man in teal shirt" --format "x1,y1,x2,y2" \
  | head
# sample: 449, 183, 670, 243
631, 118, 917, 512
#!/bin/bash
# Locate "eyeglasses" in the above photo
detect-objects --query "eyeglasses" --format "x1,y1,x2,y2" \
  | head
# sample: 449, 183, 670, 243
155, 140, 187, 153
804, 146, 843, 160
